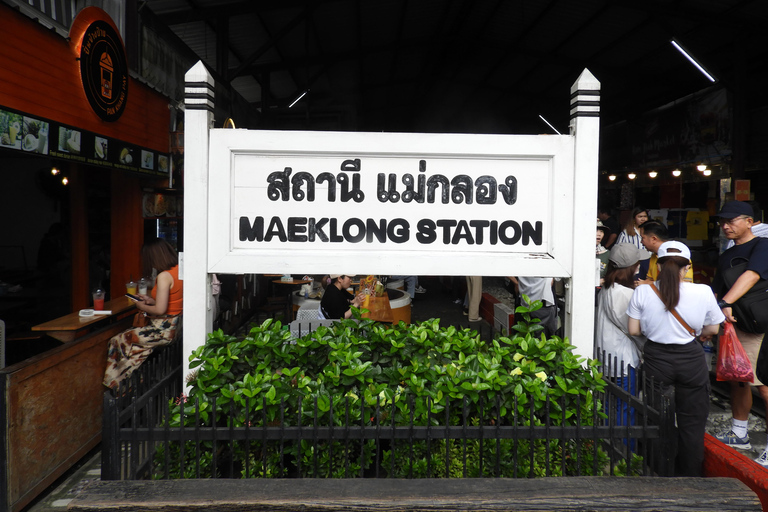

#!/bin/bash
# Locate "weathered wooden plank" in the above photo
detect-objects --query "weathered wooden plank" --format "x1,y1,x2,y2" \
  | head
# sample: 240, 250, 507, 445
2, 318, 131, 512
68, 477, 761, 511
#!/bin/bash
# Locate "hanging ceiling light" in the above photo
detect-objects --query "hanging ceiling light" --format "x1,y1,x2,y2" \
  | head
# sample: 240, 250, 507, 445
608, 175, 617, 181
61, 177, 69, 185
703, 169, 712, 176
648, 171, 658, 178
51, 167, 60, 175
627, 173, 636, 180
697, 164, 708, 172
672, 169, 682, 177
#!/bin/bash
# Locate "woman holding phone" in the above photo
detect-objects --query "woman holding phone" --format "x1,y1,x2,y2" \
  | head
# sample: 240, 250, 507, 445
103, 238, 183, 389
627, 241, 723, 476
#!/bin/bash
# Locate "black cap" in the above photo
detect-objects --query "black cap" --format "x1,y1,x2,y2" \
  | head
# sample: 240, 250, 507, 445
715, 200, 754, 219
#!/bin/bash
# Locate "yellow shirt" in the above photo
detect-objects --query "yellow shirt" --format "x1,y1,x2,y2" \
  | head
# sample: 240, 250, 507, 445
647, 254, 694, 282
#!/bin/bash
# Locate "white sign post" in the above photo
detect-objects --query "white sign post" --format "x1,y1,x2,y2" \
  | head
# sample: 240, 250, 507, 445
184, 62, 600, 384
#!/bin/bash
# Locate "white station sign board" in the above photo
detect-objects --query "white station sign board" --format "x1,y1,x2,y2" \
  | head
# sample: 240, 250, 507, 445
184, 62, 599, 376
208, 130, 576, 277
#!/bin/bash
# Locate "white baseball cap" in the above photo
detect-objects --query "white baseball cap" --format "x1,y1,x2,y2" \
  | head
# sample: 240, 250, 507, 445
657, 240, 691, 262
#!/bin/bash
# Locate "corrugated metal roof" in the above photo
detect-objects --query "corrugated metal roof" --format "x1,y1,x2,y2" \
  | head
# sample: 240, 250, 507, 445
145, 0, 768, 134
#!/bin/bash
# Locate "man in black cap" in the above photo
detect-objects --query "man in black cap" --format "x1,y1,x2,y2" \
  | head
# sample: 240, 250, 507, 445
711, 200, 768, 468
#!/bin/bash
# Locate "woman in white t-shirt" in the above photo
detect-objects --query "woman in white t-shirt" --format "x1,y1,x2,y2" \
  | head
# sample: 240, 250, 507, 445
627, 241, 724, 477
596, 244, 650, 377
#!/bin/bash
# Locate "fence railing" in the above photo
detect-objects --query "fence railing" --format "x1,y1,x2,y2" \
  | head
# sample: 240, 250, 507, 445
102, 344, 675, 479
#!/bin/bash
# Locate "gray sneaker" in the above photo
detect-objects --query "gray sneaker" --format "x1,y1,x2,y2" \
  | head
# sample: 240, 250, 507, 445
714, 430, 751, 450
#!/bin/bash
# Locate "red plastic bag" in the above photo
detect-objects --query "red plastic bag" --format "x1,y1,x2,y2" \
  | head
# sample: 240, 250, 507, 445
716, 321, 754, 383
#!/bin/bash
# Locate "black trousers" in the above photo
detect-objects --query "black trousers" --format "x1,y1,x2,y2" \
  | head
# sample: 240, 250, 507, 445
643, 339, 710, 477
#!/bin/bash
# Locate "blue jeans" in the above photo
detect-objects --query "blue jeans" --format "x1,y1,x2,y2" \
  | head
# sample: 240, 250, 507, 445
391, 276, 416, 298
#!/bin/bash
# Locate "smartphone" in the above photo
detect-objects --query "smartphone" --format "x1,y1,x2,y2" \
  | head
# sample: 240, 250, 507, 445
125, 293, 143, 302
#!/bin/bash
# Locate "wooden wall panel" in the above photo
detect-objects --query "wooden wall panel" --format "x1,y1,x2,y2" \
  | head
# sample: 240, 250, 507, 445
2, 318, 130, 512
0, 4, 170, 153
110, 172, 144, 298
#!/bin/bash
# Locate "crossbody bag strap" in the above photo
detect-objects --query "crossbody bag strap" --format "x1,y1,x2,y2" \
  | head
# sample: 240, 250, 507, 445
649, 282, 696, 336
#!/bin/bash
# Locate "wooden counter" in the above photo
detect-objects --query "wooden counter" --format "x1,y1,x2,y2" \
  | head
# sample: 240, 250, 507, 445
31, 296, 136, 342
361, 295, 394, 323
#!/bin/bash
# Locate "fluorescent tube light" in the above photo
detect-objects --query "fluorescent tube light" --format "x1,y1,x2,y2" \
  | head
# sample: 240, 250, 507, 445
538, 115, 561, 135
671, 39, 717, 83
289, 90, 308, 108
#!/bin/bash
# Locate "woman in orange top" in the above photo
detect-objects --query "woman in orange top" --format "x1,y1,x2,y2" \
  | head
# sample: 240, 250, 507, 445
104, 238, 183, 390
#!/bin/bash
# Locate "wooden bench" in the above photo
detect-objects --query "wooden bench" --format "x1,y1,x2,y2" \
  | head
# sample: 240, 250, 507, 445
68, 477, 760, 511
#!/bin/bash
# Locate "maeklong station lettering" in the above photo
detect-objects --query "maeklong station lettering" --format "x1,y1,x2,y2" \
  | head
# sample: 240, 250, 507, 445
239, 216, 543, 246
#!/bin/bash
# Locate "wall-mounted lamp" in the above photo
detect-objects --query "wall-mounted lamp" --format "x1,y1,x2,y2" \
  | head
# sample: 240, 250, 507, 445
627, 173, 636, 180
648, 171, 658, 178
672, 169, 682, 177
608, 174, 617, 181
51, 167, 60, 175
61, 177, 69, 185
696, 164, 708, 172
703, 169, 712, 176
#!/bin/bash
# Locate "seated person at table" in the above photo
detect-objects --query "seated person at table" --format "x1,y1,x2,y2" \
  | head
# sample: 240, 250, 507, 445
320, 274, 365, 319
103, 238, 183, 390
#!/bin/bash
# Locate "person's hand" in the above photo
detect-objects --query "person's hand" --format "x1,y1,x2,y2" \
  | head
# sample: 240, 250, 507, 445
699, 334, 713, 342
635, 278, 653, 287
138, 294, 155, 305
354, 293, 366, 306
721, 306, 736, 323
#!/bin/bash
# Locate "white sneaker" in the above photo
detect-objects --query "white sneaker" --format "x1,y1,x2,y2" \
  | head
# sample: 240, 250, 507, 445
755, 449, 768, 469
415, 285, 427, 294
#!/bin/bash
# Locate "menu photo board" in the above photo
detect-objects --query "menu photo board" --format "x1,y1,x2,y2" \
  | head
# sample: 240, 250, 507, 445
0, 105, 168, 178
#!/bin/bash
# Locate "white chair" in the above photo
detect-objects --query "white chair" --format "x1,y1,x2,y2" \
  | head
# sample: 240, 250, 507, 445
297, 302, 323, 321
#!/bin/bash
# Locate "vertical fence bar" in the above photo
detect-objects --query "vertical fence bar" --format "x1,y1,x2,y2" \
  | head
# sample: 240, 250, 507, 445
101, 392, 119, 480
426, 396, 432, 478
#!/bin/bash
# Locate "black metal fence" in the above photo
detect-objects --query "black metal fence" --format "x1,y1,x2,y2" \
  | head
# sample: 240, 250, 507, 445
102, 342, 676, 480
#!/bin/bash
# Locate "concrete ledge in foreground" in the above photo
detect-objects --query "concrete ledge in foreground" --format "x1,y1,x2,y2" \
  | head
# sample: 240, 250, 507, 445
68, 476, 760, 511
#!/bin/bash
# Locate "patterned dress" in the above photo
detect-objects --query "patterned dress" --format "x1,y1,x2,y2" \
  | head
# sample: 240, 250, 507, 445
103, 266, 183, 389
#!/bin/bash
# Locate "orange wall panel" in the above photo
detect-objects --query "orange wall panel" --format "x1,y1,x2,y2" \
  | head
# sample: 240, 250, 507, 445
0, 4, 170, 153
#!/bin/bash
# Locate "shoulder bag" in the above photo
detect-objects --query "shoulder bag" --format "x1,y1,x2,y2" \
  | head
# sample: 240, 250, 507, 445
648, 283, 695, 336
721, 240, 768, 334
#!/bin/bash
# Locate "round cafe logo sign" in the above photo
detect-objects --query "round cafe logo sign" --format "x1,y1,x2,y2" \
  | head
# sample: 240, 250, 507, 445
79, 20, 128, 122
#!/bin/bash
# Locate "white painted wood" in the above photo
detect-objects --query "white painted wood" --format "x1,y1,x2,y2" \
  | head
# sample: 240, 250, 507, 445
207, 130, 575, 276
182, 61, 215, 387
565, 69, 601, 361
184, 65, 601, 374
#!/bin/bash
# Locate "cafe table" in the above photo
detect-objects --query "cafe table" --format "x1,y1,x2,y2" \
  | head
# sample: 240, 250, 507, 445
31, 295, 137, 342
271, 278, 311, 321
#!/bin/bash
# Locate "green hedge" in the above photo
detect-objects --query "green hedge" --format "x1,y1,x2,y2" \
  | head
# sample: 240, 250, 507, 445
156, 299, 618, 478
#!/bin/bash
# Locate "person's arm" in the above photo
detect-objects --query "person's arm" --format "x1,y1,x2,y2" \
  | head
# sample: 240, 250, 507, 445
627, 317, 641, 336
344, 293, 365, 318
136, 271, 172, 316
699, 323, 720, 342
604, 232, 618, 248
720, 270, 761, 323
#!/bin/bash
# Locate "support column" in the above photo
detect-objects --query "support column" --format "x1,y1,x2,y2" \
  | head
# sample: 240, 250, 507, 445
183, 62, 215, 387
565, 69, 600, 361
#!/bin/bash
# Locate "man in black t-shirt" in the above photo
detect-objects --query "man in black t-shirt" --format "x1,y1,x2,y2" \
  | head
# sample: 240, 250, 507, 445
711, 201, 768, 468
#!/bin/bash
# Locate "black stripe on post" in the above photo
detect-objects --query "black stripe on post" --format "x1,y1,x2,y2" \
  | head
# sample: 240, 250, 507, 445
185, 80, 215, 112
570, 88, 600, 120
